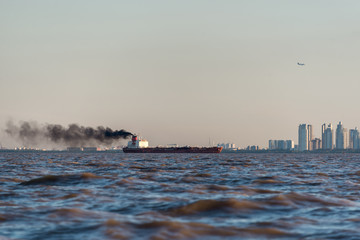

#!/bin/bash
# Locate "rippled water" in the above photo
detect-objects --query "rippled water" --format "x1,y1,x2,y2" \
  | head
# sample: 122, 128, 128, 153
1, 152, 360, 239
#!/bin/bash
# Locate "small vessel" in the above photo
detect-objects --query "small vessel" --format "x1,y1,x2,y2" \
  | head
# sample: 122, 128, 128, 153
123, 136, 222, 153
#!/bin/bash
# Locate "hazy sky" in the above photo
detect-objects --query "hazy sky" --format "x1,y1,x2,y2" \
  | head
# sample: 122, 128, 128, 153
1, 1, 360, 148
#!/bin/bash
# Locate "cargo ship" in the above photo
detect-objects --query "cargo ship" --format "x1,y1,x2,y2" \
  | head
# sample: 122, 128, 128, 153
123, 136, 222, 153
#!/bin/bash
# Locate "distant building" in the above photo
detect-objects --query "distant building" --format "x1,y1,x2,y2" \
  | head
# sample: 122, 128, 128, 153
298, 124, 308, 151
82, 147, 98, 152
269, 140, 277, 150
322, 123, 333, 150
278, 140, 286, 150
344, 129, 349, 149
67, 147, 99, 152
286, 140, 295, 149
246, 145, 259, 151
67, 147, 82, 152
307, 125, 313, 151
167, 144, 179, 147
349, 128, 359, 149
311, 138, 321, 150
336, 122, 348, 149
218, 143, 236, 149
268, 140, 294, 150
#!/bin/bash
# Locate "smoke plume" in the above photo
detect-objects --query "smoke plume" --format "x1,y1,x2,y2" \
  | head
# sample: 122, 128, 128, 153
5, 121, 133, 148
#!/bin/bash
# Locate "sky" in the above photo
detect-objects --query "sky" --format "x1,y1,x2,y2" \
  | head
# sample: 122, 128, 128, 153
1, 1, 360, 148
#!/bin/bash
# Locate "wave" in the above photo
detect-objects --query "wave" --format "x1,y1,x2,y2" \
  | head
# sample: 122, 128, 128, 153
264, 192, 358, 208
20, 173, 102, 186
102, 219, 292, 239
252, 176, 284, 184
167, 198, 264, 216
237, 185, 282, 195
166, 192, 357, 218
0, 235, 20, 240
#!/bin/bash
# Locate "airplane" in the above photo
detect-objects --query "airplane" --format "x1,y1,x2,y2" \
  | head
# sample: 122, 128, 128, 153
297, 62, 305, 66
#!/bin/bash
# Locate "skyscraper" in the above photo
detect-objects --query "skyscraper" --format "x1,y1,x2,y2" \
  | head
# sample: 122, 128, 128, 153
349, 128, 360, 149
269, 140, 277, 150
298, 124, 308, 151
311, 138, 322, 150
307, 124, 313, 151
321, 124, 326, 149
336, 121, 348, 149
322, 123, 333, 150
344, 129, 348, 149
286, 140, 294, 150
269, 140, 294, 150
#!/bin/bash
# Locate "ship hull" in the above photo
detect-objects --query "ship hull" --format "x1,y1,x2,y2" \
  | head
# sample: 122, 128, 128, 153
123, 147, 222, 153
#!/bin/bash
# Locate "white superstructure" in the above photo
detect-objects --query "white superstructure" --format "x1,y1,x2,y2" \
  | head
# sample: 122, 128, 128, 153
127, 136, 149, 148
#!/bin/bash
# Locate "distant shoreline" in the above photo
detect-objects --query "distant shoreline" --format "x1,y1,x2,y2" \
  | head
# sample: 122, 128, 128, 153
1, 149, 360, 154
222, 149, 360, 154
0, 149, 123, 153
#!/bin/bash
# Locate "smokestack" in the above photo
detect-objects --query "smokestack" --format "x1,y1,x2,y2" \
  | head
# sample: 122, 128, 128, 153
5, 121, 133, 148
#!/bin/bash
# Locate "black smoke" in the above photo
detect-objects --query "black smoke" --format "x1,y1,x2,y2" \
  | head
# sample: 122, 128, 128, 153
5, 121, 133, 148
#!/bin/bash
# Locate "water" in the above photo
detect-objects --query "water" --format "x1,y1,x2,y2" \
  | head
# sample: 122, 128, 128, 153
1, 152, 360, 239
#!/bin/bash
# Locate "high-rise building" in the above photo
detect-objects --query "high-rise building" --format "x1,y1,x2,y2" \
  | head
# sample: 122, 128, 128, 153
298, 124, 308, 151
322, 123, 333, 150
268, 140, 294, 150
286, 140, 294, 150
321, 124, 326, 149
311, 138, 322, 150
218, 143, 236, 150
344, 129, 348, 149
336, 122, 348, 149
278, 140, 286, 150
246, 145, 259, 151
349, 128, 360, 149
307, 124, 313, 151
269, 140, 276, 150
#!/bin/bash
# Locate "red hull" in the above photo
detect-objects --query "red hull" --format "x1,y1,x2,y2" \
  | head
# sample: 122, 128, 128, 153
123, 146, 222, 153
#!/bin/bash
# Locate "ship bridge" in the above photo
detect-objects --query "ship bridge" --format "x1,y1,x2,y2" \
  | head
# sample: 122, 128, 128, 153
127, 136, 149, 148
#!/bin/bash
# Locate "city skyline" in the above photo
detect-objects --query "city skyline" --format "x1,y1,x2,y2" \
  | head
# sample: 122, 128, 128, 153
294, 121, 360, 151
1, 1, 360, 148
3, 120, 360, 151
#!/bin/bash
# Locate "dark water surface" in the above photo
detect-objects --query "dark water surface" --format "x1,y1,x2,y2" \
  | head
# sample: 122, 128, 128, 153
1, 152, 360, 239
